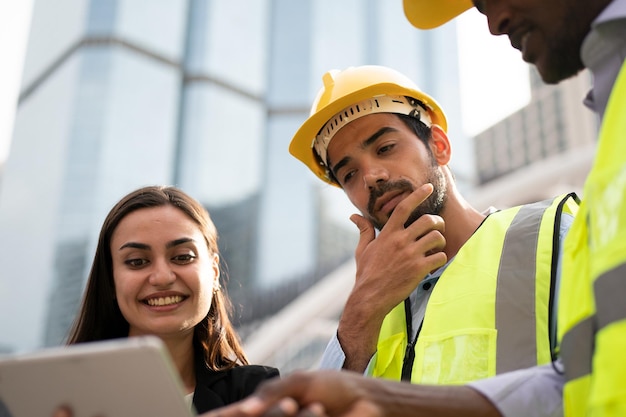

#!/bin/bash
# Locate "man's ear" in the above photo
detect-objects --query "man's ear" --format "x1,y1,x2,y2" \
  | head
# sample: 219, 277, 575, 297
429, 124, 452, 165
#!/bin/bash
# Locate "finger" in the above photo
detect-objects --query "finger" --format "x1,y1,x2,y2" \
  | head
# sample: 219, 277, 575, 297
408, 213, 447, 255
427, 231, 447, 254
384, 183, 434, 231
263, 398, 299, 417
424, 250, 447, 273
350, 214, 376, 259
418, 230, 447, 271
297, 402, 327, 417
51, 406, 72, 417
202, 397, 268, 417
406, 214, 445, 240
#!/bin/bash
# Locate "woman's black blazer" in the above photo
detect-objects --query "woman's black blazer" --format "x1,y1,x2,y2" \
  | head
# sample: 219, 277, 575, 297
192, 358, 279, 414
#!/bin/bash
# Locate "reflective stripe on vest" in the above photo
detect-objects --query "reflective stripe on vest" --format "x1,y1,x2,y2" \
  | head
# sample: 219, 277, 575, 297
561, 265, 626, 383
497, 199, 551, 373
594, 264, 626, 331
373, 193, 577, 384
559, 60, 626, 417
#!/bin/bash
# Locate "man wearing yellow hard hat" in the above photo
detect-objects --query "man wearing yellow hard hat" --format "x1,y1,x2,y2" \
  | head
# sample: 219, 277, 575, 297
201, 0, 625, 416
289, 64, 575, 393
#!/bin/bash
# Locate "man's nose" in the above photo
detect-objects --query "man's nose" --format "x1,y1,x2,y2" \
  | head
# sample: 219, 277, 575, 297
362, 166, 389, 189
484, 0, 513, 36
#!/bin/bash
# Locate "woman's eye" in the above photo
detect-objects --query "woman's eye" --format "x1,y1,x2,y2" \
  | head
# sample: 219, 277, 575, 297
173, 254, 196, 264
125, 258, 148, 268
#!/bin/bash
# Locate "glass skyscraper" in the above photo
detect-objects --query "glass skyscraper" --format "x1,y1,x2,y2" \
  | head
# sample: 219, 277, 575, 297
0, 0, 465, 352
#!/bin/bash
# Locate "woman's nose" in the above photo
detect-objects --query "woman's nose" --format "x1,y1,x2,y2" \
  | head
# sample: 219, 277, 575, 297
149, 259, 176, 287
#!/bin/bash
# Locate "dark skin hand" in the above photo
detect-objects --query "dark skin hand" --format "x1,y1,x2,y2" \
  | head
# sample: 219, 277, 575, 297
201, 370, 501, 417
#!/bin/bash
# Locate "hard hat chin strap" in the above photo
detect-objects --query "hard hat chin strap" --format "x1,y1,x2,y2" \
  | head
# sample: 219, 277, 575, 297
313, 95, 432, 167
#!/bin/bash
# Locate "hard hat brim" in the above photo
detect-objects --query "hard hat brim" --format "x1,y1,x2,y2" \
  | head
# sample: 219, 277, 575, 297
289, 82, 447, 186
403, 0, 473, 29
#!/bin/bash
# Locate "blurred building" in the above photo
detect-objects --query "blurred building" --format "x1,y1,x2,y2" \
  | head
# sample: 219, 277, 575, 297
0, 0, 466, 360
468, 67, 596, 210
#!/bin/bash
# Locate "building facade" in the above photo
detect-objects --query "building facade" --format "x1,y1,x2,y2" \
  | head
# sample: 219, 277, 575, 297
469, 68, 596, 210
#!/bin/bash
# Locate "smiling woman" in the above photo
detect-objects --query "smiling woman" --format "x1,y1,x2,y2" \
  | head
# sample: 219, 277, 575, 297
64, 185, 278, 414
110, 204, 219, 339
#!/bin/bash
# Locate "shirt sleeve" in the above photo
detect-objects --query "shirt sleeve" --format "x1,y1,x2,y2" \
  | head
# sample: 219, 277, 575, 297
468, 362, 564, 417
317, 333, 346, 370
317, 333, 376, 374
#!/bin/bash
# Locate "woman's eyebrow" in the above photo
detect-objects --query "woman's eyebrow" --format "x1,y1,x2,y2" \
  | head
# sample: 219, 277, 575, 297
118, 237, 195, 251
118, 242, 150, 251
166, 237, 195, 249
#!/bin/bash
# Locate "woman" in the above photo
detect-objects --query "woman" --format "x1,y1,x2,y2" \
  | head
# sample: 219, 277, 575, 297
66, 185, 278, 413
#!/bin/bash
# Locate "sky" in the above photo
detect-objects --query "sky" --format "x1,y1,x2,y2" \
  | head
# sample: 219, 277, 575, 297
0, 0, 34, 164
456, 9, 530, 135
0, 3, 529, 165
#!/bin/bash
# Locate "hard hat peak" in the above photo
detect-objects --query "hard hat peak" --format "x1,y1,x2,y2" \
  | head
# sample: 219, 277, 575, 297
322, 70, 339, 88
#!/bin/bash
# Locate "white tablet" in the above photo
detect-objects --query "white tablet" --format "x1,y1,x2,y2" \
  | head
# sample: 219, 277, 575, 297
0, 336, 196, 417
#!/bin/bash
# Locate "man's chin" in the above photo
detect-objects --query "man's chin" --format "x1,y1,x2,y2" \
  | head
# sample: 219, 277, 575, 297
536, 55, 584, 85
370, 216, 386, 231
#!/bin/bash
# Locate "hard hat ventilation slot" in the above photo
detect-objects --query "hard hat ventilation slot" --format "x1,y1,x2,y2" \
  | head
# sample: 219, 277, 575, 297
313, 94, 433, 169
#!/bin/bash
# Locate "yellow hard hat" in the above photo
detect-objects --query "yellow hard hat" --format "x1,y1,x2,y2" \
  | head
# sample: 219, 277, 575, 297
403, 0, 473, 29
289, 65, 447, 186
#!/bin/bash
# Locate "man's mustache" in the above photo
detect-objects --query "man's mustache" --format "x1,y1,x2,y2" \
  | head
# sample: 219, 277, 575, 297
367, 180, 414, 218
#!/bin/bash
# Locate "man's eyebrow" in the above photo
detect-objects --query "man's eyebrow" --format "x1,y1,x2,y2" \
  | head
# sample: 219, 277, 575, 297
329, 126, 398, 177
118, 238, 195, 251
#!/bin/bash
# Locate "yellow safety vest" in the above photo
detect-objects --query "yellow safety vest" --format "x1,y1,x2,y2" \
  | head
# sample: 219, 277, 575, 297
558, 61, 626, 417
373, 194, 578, 384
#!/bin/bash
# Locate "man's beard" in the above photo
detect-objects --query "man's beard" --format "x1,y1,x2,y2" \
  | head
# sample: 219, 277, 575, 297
535, 1, 593, 84
366, 166, 447, 231
537, 28, 585, 84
